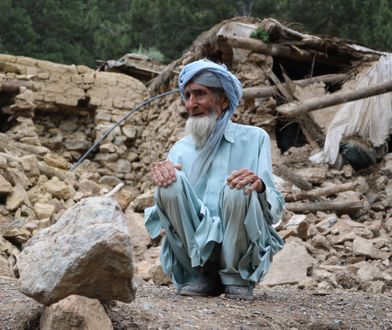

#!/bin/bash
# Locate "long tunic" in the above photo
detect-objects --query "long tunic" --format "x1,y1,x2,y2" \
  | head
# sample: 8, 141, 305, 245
145, 120, 284, 287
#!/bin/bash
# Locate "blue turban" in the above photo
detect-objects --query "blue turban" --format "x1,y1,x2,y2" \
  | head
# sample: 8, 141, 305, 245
178, 59, 243, 185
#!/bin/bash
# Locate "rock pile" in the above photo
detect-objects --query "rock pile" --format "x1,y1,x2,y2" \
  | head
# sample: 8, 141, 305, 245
0, 53, 148, 279
264, 146, 392, 294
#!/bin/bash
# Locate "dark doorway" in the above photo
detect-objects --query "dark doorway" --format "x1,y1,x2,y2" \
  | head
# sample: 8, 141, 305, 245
276, 119, 307, 153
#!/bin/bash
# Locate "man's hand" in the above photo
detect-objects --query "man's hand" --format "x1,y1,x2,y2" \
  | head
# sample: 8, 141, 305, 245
151, 160, 182, 187
227, 168, 265, 194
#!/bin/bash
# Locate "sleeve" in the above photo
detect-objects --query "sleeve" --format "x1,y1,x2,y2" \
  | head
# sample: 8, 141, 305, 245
256, 132, 285, 225
144, 205, 161, 239
144, 145, 180, 238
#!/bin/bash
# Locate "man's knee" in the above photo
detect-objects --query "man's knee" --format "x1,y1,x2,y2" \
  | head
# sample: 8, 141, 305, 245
156, 170, 186, 202
221, 185, 251, 210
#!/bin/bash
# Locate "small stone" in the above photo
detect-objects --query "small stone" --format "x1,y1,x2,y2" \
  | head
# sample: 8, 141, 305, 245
352, 236, 378, 259
99, 142, 117, 153
116, 159, 131, 174
58, 121, 78, 132
94, 153, 119, 162
43, 154, 69, 169
122, 126, 137, 140
20, 155, 40, 176
40, 295, 113, 330
34, 202, 55, 220
64, 139, 90, 151
0, 174, 13, 194
98, 175, 123, 187
44, 177, 72, 200
131, 190, 154, 212
149, 260, 171, 286
6, 183, 28, 211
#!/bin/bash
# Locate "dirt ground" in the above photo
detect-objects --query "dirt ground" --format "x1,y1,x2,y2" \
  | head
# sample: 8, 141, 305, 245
106, 278, 392, 330
2, 275, 392, 330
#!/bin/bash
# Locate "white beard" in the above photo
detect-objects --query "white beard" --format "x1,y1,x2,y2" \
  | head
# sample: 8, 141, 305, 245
185, 112, 217, 149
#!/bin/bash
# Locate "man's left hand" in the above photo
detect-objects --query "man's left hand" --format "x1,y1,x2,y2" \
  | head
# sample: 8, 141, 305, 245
227, 168, 265, 194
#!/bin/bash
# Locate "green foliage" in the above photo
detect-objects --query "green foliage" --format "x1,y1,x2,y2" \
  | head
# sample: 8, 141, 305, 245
131, 45, 166, 63
250, 27, 270, 43
0, 0, 391, 67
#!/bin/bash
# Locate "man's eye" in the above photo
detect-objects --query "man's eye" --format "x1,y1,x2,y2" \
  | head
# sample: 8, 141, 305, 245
184, 92, 191, 100
195, 90, 207, 97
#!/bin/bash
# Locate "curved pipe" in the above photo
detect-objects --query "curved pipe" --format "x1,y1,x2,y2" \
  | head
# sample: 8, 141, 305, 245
69, 88, 180, 172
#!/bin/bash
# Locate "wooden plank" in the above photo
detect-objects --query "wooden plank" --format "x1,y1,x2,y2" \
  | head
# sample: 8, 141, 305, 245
243, 73, 347, 99
220, 35, 349, 66
277, 80, 392, 117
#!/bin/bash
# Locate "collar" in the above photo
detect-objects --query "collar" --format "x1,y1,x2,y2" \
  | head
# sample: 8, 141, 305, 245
223, 120, 235, 143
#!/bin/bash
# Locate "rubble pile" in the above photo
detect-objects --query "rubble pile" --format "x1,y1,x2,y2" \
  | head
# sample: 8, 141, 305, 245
0, 16, 391, 307
265, 146, 392, 293
0, 54, 149, 280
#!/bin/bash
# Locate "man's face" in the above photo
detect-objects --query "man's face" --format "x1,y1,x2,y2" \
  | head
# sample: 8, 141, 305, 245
184, 82, 228, 118
183, 82, 229, 149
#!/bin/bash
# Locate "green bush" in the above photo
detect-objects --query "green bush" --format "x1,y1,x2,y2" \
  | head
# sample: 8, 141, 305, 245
131, 45, 165, 63
250, 27, 270, 43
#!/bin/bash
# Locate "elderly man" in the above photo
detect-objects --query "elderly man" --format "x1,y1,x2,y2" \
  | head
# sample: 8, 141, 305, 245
145, 59, 284, 300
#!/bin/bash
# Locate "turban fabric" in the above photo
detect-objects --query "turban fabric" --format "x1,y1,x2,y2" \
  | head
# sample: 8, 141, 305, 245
178, 59, 243, 185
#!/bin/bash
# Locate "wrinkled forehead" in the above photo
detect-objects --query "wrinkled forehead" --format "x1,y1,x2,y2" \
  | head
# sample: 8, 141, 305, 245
184, 81, 211, 93
190, 71, 223, 89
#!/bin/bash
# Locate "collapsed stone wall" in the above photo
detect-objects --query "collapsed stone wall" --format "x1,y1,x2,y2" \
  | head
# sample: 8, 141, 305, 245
0, 54, 150, 277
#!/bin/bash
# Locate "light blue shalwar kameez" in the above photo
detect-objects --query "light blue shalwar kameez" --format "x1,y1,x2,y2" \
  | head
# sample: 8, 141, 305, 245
145, 120, 285, 289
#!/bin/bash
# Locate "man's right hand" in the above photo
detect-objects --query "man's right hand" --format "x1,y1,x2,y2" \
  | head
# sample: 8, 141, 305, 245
151, 160, 183, 187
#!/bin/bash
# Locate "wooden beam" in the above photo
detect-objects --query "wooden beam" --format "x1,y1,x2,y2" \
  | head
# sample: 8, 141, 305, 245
274, 164, 312, 191
286, 181, 359, 202
243, 73, 347, 99
286, 200, 363, 215
277, 80, 392, 117
220, 35, 349, 66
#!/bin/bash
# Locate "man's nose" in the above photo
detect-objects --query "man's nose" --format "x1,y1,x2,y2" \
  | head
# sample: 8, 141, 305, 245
186, 94, 198, 108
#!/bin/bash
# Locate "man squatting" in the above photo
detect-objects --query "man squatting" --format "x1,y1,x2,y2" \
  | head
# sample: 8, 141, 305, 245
144, 59, 284, 300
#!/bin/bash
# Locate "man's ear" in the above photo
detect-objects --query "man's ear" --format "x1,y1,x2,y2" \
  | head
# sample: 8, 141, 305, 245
220, 96, 229, 111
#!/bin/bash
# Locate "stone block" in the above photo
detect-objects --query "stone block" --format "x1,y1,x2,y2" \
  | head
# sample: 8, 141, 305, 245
17, 197, 135, 305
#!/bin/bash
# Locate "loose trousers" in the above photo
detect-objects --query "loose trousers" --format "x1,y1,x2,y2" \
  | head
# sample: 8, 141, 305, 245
155, 170, 284, 288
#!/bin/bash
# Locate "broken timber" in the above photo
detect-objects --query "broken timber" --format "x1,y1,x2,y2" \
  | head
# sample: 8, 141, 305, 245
277, 80, 392, 117
220, 35, 350, 66
286, 181, 359, 202
274, 164, 312, 191
242, 73, 347, 99
286, 200, 364, 215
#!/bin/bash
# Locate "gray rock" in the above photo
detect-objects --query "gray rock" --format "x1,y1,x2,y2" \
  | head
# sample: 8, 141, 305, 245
43, 176, 73, 200
17, 196, 135, 305
0, 254, 13, 277
131, 190, 154, 212
122, 126, 137, 140
353, 236, 379, 259
99, 175, 123, 187
149, 260, 172, 286
263, 238, 315, 286
40, 295, 113, 330
20, 155, 40, 177
59, 121, 78, 132
64, 139, 90, 151
6, 183, 28, 211
0, 174, 12, 194
116, 159, 131, 174
380, 153, 392, 178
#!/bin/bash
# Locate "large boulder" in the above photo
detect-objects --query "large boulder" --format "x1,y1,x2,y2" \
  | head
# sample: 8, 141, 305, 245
17, 196, 135, 305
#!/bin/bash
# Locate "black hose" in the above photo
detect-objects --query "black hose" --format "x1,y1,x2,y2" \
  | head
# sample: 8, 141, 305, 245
69, 88, 180, 172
